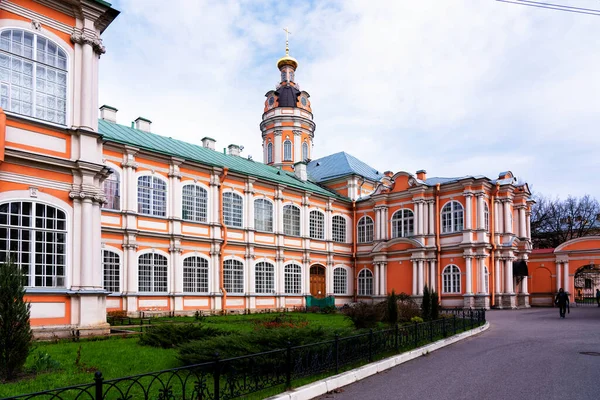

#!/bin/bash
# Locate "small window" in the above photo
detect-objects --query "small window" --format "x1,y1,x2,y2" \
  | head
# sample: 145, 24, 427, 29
391, 209, 414, 238
302, 142, 308, 160
254, 199, 273, 232
138, 176, 167, 217
358, 269, 373, 296
442, 265, 461, 294
283, 140, 292, 161
255, 262, 275, 294
333, 267, 347, 295
357, 216, 374, 243
284, 263, 302, 294
183, 256, 209, 293
102, 250, 120, 293
138, 253, 168, 292
309, 210, 324, 240
332, 215, 346, 243
103, 169, 120, 211
224, 259, 244, 293
283, 205, 301, 236
182, 184, 207, 222
267, 142, 273, 164
223, 192, 243, 228
441, 201, 463, 233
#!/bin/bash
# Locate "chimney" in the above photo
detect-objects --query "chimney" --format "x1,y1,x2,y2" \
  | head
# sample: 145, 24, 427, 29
201, 137, 216, 150
100, 105, 117, 123
416, 169, 427, 180
228, 144, 241, 156
294, 161, 307, 181
134, 117, 152, 132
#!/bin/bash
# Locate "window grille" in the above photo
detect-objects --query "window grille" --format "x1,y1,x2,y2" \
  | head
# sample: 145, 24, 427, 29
309, 210, 324, 239
302, 142, 308, 160
283, 140, 292, 161
358, 269, 373, 296
254, 199, 273, 232
391, 209, 414, 238
182, 184, 207, 222
138, 253, 168, 292
183, 256, 209, 293
103, 169, 120, 210
267, 142, 273, 163
284, 263, 302, 294
441, 201, 463, 233
102, 250, 120, 292
442, 265, 461, 293
283, 205, 301, 236
138, 176, 167, 217
224, 259, 244, 293
333, 267, 347, 294
223, 192, 243, 228
332, 215, 346, 243
255, 261, 275, 293
357, 216, 374, 243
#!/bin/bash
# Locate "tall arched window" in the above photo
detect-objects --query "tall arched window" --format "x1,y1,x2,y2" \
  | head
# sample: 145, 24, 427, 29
224, 259, 244, 293
138, 253, 168, 292
332, 215, 346, 243
283, 140, 292, 161
255, 261, 274, 294
254, 199, 273, 232
138, 176, 167, 217
102, 250, 120, 292
309, 210, 324, 239
0, 29, 68, 125
484, 202, 489, 232
183, 256, 209, 293
0, 201, 66, 287
267, 142, 273, 164
182, 184, 207, 222
333, 267, 347, 294
358, 269, 373, 296
283, 205, 301, 236
103, 169, 120, 211
357, 216, 374, 243
442, 265, 461, 293
284, 263, 302, 294
441, 201, 463, 233
391, 209, 414, 238
223, 192, 243, 228
302, 142, 309, 160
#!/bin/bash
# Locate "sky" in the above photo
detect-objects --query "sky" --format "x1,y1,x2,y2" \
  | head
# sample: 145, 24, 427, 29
98, 0, 600, 200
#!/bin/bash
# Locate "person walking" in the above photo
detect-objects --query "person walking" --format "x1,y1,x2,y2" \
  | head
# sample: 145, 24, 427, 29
555, 288, 569, 318
596, 288, 600, 307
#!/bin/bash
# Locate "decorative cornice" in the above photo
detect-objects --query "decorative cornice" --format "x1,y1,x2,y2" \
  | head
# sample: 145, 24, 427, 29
121, 161, 138, 170
122, 244, 138, 250
69, 188, 105, 204
70, 28, 106, 55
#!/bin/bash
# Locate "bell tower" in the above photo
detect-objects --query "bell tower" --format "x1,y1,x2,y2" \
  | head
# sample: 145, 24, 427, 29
260, 28, 315, 171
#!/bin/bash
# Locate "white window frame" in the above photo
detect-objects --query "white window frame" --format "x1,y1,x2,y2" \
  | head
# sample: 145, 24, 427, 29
182, 183, 208, 223
309, 210, 325, 240
333, 267, 347, 295
302, 142, 309, 161
391, 208, 414, 238
267, 142, 273, 164
358, 268, 373, 296
137, 174, 168, 217
284, 263, 302, 294
102, 165, 121, 211
183, 255, 209, 293
332, 215, 346, 243
223, 258, 244, 294
442, 265, 461, 294
283, 139, 292, 161
283, 204, 301, 236
357, 216, 374, 243
254, 198, 273, 233
255, 261, 275, 294
223, 191, 243, 228
102, 249, 120, 293
138, 252, 168, 293
441, 201, 464, 233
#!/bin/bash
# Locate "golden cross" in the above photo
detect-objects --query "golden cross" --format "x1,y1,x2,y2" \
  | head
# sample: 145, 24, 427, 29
283, 27, 291, 55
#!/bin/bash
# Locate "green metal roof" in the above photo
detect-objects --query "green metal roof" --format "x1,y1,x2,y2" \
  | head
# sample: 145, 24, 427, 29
98, 119, 348, 201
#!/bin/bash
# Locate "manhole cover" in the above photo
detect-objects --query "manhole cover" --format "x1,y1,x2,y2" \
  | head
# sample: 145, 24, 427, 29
579, 352, 600, 356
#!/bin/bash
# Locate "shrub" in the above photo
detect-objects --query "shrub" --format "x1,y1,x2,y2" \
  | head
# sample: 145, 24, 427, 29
139, 323, 224, 349
421, 285, 431, 320
29, 351, 61, 373
107, 310, 127, 319
385, 291, 399, 325
0, 259, 33, 381
431, 290, 439, 321
410, 316, 424, 324
342, 302, 385, 329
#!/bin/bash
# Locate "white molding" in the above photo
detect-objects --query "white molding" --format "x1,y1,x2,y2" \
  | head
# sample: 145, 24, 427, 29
0, 171, 72, 191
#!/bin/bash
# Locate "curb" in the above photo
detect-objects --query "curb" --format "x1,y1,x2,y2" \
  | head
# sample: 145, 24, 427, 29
267, 322, 490, 400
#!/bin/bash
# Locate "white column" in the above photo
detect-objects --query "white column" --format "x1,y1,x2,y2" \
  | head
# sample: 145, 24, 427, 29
418, 202, 424, 235
126, 245, 138, 293
374, 263, 380, 295
505, 259, 514, 293
80, 41, 94, 129
504, 201, 512, 233
380, 263, 386, 295
274, 131, 282, 164
80, 199, 93, 288
465, 256, 472, 294
374, 208, 380, 241
172, 249, 182, 293
429, 260, 436, 292
494, 257, 501, 294
464, 194, 472, 230
522, 274, 528, 294
519, 207, 526, 238
428, 201, 435, 235
423, 203, 429, 236
477, 195, 484, 230
494, 200, 501, 234
293, 131, 301, 163
412, 260, 417, 295
563, 261, 570, 294
245, 255, 253, 294
245, 183, 254, 230
526, 211, 531, 239
556, 261, 562, 291
418, 260, 424, 295
382, 207, 388, 240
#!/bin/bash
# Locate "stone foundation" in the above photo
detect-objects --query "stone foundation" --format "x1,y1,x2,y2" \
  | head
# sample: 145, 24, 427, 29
463, 294, 475, 308
473, 294, 490, 309
517, 293, 531, 308
501, 293, 517, 309
494, 294, 504, 309
32, 322, 111, 339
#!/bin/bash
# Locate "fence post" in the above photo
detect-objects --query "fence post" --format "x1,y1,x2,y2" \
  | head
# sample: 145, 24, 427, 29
213, 353, 220, 400
286, 341, 292, 389
442, 317, 447, 338
413, 322, 418, 348
394, 324, 399, 352
368, 329, 373, 362
94, 371, 103, 400
463, 310, 466, 331
453, 314, 456, 335
470, 310, 474, 330
334, 334, 339, 374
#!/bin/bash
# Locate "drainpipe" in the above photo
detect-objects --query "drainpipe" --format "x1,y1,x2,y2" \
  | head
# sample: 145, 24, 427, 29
218, 167, 229, 310
353, 200, 358, 302
490, 182, 500, 307
435, 184, 442, 302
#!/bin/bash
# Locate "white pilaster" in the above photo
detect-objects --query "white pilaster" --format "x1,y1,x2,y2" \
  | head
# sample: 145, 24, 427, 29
374, 263, 380, 295
477, 194, 484, 230
80, 199, 93, 288
429, 260, 436, 292
504, 201, 512, 233
494, 199, 501, 234
556, 261, 562, 291
428, 201, 435, 235
380, 263, 386, 295
417, 260, 424, 295
274, 131, 282, 164
505, 259, 514, 293
465, 256, 472, 294
519, 207, 526, 238
464, 194, 472, 230
418, 202, 424, 235
563, 261, 570, 294
412, 260, 417, 295
293, 131, 301, 164
494, 257, 501, 293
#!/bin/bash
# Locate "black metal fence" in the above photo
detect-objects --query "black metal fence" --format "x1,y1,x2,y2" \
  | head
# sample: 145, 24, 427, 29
575, 297, 600, 307
6, 309, 486, 400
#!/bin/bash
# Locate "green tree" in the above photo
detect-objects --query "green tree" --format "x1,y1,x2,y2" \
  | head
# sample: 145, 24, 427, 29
431, 290, 439, 321
421, 285, 431, 321
0, 259, 33, 381
386, 290, 398, 325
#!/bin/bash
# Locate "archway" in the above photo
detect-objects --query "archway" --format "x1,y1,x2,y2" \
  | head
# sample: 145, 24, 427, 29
310, 265, 326, 298
574, 264, 600, 303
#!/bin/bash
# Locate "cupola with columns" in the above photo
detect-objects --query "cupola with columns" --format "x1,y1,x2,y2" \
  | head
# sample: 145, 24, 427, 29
260, 28, 315, 172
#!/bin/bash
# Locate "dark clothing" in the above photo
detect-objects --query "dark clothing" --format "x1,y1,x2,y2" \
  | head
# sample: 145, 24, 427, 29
596, 290, 600, 307
555, 292, 570, 318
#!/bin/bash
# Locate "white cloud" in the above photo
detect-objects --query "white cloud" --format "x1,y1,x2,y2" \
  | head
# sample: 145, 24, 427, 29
99, 0, 600, 199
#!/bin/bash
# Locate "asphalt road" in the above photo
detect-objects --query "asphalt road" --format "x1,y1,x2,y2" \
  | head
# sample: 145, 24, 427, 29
316, 306, 600, 400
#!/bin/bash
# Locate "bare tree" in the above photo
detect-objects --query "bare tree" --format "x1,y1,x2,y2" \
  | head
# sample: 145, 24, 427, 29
531, 194, 600, 249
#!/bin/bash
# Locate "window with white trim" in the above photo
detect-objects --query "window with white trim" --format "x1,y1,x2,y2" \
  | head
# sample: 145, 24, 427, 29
484, 202, 489, 232
357, 216, 374, 243
391, 209, 414, 238
102, 250, 120, 292
254, 199, 273, 232
103, 169, 120, 211
223, 192, 243, 228
358, 269, 373, 296
183, 256, 209, 293
0, 29, 68, 125
284, 263, 302, 294
283, 140, 292, 161
302, 142, 308, 160
138, 176, 167, 217
283, 205, 301, 236
267, 142, 273, 164
333, 267, 347, 294
442, 265, 461, 293
0, 201, 66, 287
332, 215, 346, 243
182, 184, 207, 222
441, 201, 463, 233
138, 253, 168, 292
224, 259, 244, 293
255, 261, 274, 294
309, 210, 324, 240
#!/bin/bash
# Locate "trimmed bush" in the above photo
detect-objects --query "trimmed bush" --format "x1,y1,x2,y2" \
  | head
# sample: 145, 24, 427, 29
139, 323, 224, 349
431, 290, 439, 320
385, 291, 399, 325
397, 297, 421, 323
421, 285, 431, 320
342, 302, 383, 329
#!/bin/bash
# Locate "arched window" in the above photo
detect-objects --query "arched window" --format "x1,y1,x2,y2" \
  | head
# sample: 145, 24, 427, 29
254, 199, 273, 232
357, 216, 374, 243
182, 184, 207, 222
183, 256, 209, 293
0, 201, 66, 287
138, 176, 167, 217
332, 215, 346, 243
302, 142, 309, 161
0, 29, 68, 125
138, 253, 168, 292
283, 205, 301, 236
103, 169, 120, 211
484, 202, 489, 232
224, 259, 244, 293
102, 250, 120, 292
358, 269, 373, 296
285, 263, 302, 294
283, 140, 292, 161
255, 261, 274, 294
309, 210, 324, 240
441, 201, 463, 233
333, 267, 347, 294
391, 209, 414, 238
442, 265, 461, 294
223, 192, 243, 228
267, 142, 273, 164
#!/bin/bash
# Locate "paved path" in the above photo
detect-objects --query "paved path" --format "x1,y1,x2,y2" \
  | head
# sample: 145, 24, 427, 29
317, 306, 600, 400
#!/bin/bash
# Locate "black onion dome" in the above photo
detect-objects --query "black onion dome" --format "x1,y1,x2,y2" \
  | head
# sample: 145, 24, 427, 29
275, 85, 300, 108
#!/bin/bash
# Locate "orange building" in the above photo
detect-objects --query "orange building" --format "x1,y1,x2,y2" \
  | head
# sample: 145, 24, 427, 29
3, 0, 593, 337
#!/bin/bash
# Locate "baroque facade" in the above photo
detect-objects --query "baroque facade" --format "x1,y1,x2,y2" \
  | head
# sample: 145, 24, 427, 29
3, 0, 590, 336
